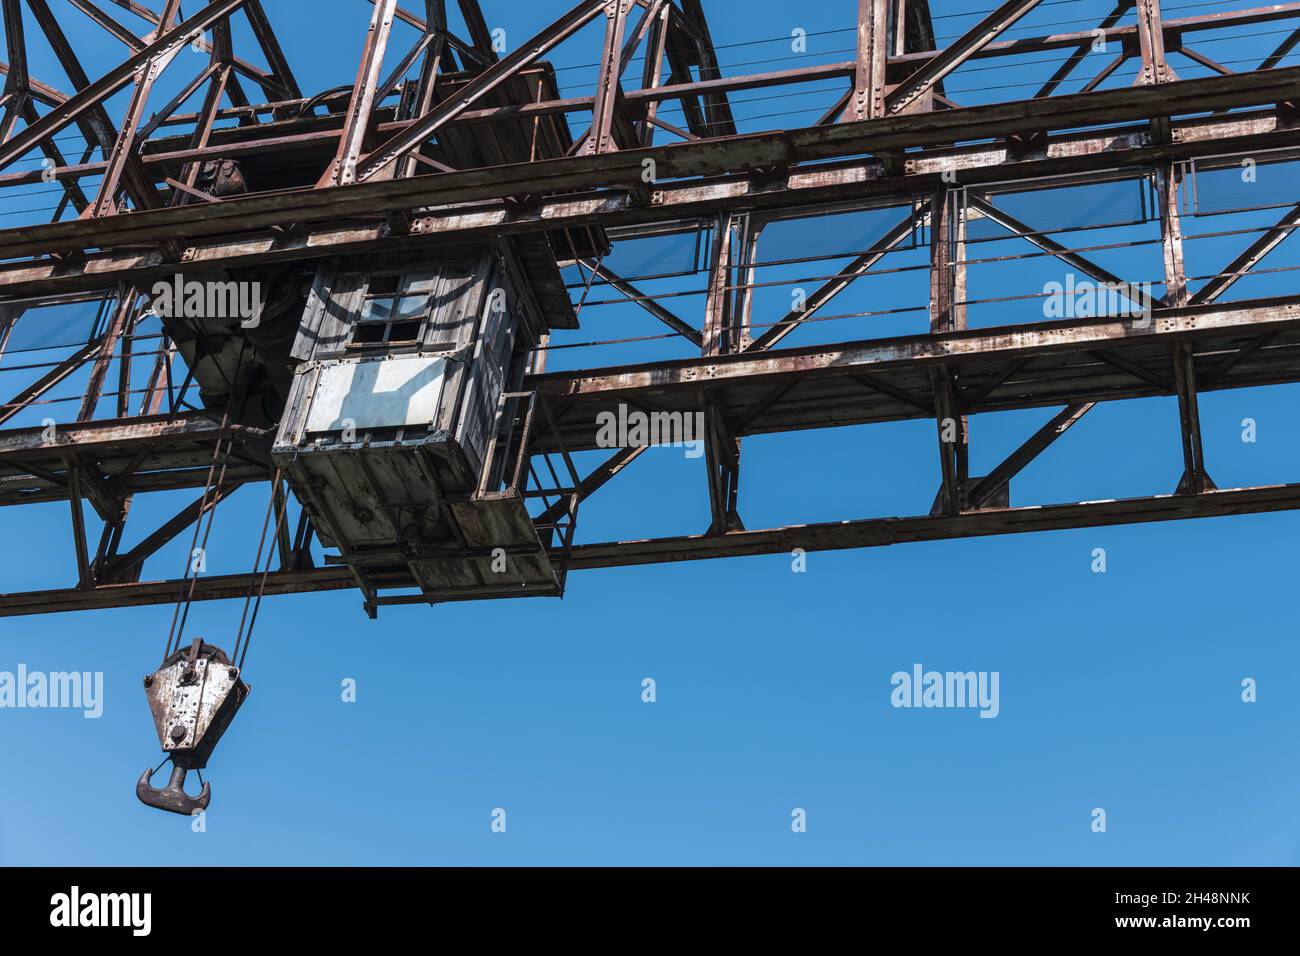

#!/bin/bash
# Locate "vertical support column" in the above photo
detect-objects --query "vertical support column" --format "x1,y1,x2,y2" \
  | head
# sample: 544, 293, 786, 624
1157, 160, 1187, 310
1158, 159, 1213, 494
892, 0, 910, 56
734, 214, 764, 352
701, 213, 742, 532
1134, 0, 1172, 86
702, 398, 742, 534
1139, 0, 1203, 491
66, 462, 93, 589
951, 189, 969, 488
848, 0, 890, 122
1173, 341, 1212, 494
0, 0, 30, 141
319, 0, 399, 187
929, 367, 962, 516
677, 0, 735, 135
273, 479, 293, 570
929, 188, 969, 514
76, 290, 133, 563
929, 188, 963, 334
638, 0, 671, 146
701, 214, 734, 357
591, 0, 631, 155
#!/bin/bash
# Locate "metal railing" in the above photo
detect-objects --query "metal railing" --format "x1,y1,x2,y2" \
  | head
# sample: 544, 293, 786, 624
477, 388, 582, 590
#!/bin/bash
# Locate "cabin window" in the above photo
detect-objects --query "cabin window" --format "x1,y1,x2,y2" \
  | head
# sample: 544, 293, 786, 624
351, 272, 438, 348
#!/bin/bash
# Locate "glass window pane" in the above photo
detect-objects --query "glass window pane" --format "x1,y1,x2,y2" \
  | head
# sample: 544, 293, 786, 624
361, 296, 395, 323
393, 294, 429, 321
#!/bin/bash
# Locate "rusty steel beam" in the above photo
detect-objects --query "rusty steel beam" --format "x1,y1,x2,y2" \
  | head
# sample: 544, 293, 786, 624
969, 197, 1163, 313
67, 0, 143, 50
893, 3, 1300, 69
701, 212, 734, 356
888, 0, 1044, 113
0, 60, 69, 106
1136, 0, 1175, 86
1173, 340, 1213, 494
578, 259, 703, 346
77, 292, 134, 421
0, 564, 352, 615
0, 0, 1297, 621
535, 297, 1299, 402
1190, 200, 1300, 305
243, 0, 301, 100
350, 0, 609, 183
111, 0, 285, 99
1, 1, 95, 213
25, 0, 156, 211
637, 0, 671, 145
849, 0, 890, 121
320, 0, 400, 187
1, 103, 1295, 298
11, 293, 1296, 504
675, 0, 735, 136
747, 203, 925, 352
0, 63, 1296, 269
0, 8, 1289, 177
565, 482, 1300, 568
65, 461, 93, 588
967, 403, 1096, 509
0, 412, 271, 506
99, 480, 244, 584
533, 445, 645, 529
588, 0, 632, 155
1034, 1, 1132, 99
0, 339, 101, 427
85, 0, 184, 216
0, 2, 1288, 186
0, 0, 248, 174
5, 480, 1300, 616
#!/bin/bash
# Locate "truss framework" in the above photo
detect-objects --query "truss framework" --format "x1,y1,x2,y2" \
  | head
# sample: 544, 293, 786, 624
1, 0, 1299, 615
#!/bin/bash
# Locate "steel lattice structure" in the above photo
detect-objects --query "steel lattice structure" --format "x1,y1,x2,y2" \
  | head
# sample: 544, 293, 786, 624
1, 0, 1299, 616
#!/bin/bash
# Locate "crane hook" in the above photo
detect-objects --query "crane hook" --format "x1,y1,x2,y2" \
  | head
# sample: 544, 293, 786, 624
136, 763, 211, 816
137, 639, 249, 816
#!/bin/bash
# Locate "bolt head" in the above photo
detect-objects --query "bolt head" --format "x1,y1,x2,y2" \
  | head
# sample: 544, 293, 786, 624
169, 724, 187, 743
143, 675, 153, 687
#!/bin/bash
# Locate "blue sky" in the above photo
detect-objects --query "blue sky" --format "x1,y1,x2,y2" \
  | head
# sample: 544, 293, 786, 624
1, 0, 1299, 866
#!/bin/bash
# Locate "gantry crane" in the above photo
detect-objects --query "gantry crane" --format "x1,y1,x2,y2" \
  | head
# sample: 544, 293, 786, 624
0, 0, 1298, 808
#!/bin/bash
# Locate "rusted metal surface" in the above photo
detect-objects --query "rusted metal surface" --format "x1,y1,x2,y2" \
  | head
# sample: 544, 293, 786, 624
3, 64, 1299, 265
0, 0, 1299, 615
137, 639, 250, 814
7, 480, 1300, 616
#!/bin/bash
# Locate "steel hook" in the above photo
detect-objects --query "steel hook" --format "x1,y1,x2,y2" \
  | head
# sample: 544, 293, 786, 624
136, 762, 210, 816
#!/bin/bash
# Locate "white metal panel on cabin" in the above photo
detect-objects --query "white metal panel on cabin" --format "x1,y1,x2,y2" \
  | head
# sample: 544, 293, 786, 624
304, 355, 447, 432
